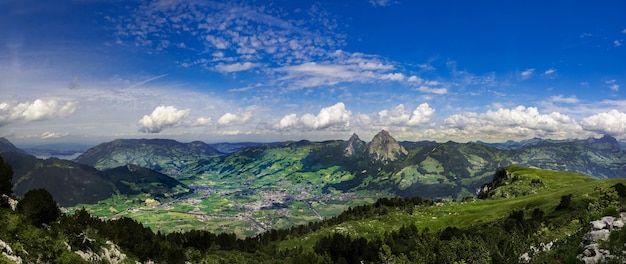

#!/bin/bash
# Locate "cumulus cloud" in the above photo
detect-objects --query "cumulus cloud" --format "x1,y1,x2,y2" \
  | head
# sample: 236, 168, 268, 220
444, 106, 582, 138
408, 103, 436, 126
275, 102, 351, 131
581, 110, 626, 136
367, 103, 435, 127
521, 68, 535, 80
138, 106, 190, 133
194, 117, 212, 126
407, 76, 423, 83
0, 99, 77, 126
275, 113, 299, 130
217, 112, 252, 126
301, 102, 351, 130
615, 40, 622, 47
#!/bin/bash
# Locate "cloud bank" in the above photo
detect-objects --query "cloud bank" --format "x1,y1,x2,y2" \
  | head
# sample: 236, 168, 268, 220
0, 99, 76, 126
138, 106, 190, 133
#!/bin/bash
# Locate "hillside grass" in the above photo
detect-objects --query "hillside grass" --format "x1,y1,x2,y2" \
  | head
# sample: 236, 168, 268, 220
277, 166, 626, 249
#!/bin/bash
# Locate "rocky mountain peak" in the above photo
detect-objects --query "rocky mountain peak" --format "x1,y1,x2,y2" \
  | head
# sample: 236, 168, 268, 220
367, 130, 408, 162
343, 133, 366, 158
594, 135, 619, 147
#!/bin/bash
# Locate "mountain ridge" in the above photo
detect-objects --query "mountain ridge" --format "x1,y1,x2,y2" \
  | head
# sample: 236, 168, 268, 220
0, 147, 189, 206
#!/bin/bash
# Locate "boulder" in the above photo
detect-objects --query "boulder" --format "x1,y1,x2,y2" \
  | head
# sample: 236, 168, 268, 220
583, 229, 610, 243
590, 219, 608, 230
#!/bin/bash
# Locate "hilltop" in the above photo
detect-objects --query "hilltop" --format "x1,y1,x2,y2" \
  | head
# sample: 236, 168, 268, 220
0, 142, 190, 207
74, 138, 222, 178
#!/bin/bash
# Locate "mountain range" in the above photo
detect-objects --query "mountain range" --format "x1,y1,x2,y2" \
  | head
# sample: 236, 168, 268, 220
2, 131, 626, 210
0, 140, 189, 207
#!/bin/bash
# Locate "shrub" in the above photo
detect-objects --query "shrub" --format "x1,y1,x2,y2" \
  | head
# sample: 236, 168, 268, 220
17, 189, 60, 227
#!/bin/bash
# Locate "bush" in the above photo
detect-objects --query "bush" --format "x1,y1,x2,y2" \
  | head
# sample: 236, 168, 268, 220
556, 194, 573, 210
602, 207, 620, 218
17, 189, 60, 227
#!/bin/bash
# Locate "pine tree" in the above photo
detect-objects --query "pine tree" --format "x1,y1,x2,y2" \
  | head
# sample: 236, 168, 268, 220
0, 155, 13, 195
17, 188, 60, 227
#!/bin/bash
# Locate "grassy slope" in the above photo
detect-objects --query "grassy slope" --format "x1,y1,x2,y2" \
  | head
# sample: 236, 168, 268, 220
277, 166, 626, 249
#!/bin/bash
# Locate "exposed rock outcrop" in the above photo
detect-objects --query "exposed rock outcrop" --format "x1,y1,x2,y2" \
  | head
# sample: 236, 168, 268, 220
367, 130, 408, 163
578, 213, 626, 264
75, 240, 127, 264
343, 133, 366, 158
1, 194, 17, 211
0, 239, 22, 264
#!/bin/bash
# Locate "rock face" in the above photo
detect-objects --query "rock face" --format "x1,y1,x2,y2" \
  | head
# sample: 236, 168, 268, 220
578, 213, 626, 264
75, 240, 126, 264
366, 130, 408, 163
0, 239, 23, 264
343, 133, 366, 158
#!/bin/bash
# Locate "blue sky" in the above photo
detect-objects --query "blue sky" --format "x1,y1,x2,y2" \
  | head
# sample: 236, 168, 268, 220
1, 0, 625, 144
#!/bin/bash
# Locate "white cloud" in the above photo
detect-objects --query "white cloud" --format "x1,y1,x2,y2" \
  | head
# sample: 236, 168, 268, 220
369, 0, 396, 7
41, 131, 70, 139
408, 103, 435, 126
407, 76, 423, 83
615, 40, 622, 47
521, 68, 535, 80
581, 110, 626, 136
217, 130, 254, 136
275, 113, 299, 130
277, 62, 369, 89
217, 111, 252, 126
416, 85, 448, 95
301, 102, 351, 130
214, 62, 259, 73
444, 106, 582, 138
551, 95, 579, 104
606, 80, 620, 91
368, 103, 434, 127
380, 73, 405, 81
138, 106, 190, 133
0, 99, 76, 126
610, 84, 620, 91
115, 1, 346, 73
194, 117, 212, 126
543, 68, 557, 75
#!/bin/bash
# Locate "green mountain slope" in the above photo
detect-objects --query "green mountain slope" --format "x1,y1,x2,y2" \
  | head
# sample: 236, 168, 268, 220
0, 150, 189, 207
74, 132, 626, 202
100, 164, 189, 199
74, 138, 222, 178
269, 166, 626, 262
